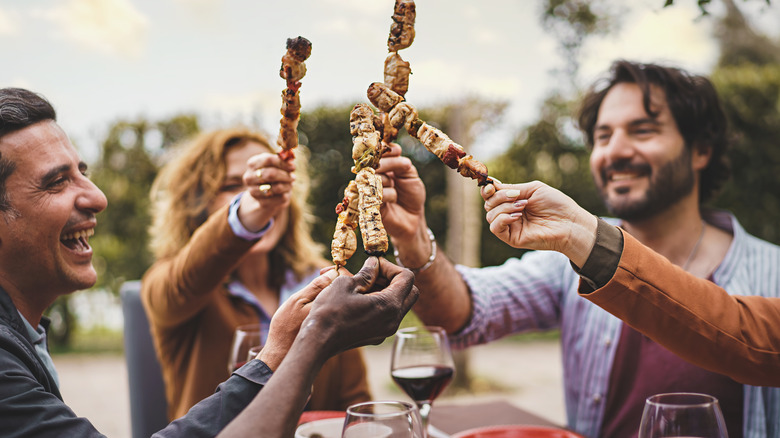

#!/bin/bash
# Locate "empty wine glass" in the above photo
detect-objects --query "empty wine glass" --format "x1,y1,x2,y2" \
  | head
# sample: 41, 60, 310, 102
246, 345, 263, 364
342, 400, 424, 438
639, 392, 728, 438
391, 326, 455, 438
228, 323, 262, 374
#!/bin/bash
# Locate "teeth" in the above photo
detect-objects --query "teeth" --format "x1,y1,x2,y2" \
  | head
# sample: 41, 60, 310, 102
61, 228, 95, 241
610, 173, 638, 182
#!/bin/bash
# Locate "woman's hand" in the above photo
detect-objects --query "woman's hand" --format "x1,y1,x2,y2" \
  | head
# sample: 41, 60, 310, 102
239, 152, 296, 232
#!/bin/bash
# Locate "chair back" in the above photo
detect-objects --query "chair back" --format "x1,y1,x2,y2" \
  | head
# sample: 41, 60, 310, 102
120, 280, 169, 438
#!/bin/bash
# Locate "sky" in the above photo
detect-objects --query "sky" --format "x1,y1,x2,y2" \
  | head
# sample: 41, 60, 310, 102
1, 0, 778, 162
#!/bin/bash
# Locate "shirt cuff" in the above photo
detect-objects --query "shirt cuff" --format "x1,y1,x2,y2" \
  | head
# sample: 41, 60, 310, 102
571, 217, 624, 292
228, 192, 274, 241
233, 359, 274, 386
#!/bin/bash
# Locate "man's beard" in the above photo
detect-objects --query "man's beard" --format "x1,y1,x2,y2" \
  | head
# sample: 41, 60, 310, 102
597, 149, 695, 221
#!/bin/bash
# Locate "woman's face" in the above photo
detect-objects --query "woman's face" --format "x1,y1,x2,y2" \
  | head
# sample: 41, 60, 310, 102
208, 140, 290, 254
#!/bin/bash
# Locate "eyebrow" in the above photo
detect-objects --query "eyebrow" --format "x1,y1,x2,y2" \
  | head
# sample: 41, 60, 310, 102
40, 164, 70, 184
39, 161, 87, 186
628, 118, 661, 127
595, 117, 661, 132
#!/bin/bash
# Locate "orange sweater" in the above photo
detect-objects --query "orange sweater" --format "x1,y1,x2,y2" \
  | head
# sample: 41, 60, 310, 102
142, 205, 370, 420
581, 229, 780, 387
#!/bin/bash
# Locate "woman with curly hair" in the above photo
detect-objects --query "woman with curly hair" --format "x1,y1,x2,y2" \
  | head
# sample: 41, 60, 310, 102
141, 127, 370, 420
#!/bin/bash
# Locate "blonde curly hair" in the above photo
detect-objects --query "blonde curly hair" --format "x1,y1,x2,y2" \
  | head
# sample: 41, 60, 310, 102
148, 127, 325, 288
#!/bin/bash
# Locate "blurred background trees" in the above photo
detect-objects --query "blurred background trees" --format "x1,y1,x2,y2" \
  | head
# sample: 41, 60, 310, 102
48, 0, 780, 357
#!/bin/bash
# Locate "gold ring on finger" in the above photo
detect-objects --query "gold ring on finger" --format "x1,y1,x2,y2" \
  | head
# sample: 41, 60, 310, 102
259, 184, 272, 197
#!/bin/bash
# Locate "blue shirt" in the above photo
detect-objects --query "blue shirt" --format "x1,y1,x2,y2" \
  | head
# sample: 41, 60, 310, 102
451, 211, 780, 438
225, 269, 320, 345
19, 312, 60, 387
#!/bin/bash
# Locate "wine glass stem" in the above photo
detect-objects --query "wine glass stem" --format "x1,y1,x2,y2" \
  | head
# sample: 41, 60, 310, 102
418, 402, 432, 438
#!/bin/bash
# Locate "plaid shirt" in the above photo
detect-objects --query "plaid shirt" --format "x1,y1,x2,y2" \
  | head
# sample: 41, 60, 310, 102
451, 211, 780, 438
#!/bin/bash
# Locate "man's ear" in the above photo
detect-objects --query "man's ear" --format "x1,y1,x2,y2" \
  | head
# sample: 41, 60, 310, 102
692, 143, 712, 171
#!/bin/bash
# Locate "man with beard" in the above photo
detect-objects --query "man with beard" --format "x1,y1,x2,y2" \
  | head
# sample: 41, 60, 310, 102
478, 179, 780, 387
377, 60, 780, 438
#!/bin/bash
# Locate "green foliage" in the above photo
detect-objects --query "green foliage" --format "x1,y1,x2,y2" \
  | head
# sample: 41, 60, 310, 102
541, 0, 619, 87
89, 115, 200, 294
298, 104, 361, 271
714, 0, 780, 67
711, 64, 780, 244
484, 93, 604, 267
301, 103, 452, 271
664, 0, 772, 16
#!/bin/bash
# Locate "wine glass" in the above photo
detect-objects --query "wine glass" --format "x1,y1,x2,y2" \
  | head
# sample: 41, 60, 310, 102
342, 400, 424, 438
638, 392, 728, 438
246, 345, 263, 364
390, 326, 455, 438
228, 323, 262, 373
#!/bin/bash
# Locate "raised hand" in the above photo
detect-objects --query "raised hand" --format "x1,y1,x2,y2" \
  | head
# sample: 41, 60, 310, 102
376, 143, 427, 241
481, 180, 597, 267
258, 268, 339, 370
305, 257, 418, 355
239, 152, 296, 231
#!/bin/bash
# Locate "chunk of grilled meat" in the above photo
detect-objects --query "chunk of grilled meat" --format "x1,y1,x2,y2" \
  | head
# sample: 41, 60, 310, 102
331, 181, 360, 268
356, 167, 388, 255
387, 0, 416, 52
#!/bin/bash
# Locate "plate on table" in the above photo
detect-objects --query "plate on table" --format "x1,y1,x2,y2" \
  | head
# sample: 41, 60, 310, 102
298, 410, 346, 425
295, 417, 345, 438
452, 425, 585, 438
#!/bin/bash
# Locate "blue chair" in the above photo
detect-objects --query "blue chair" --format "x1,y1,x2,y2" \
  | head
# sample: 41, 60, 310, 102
120, 280, 169, 438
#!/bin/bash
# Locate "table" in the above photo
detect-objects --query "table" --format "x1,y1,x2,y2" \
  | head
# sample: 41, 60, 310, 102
430, 400, 561, 435
299, 400, 565, 437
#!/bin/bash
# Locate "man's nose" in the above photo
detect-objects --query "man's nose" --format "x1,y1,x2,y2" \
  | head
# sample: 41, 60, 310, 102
77, 178, 108, 214
604, 129, 635, 159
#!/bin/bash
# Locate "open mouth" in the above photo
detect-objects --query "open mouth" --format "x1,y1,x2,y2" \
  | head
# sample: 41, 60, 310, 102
61, 228, 94, 252
603, 162, 651, 185
608, 171, 643, 182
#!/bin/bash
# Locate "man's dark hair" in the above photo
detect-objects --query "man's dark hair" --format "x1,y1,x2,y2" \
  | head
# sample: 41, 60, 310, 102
577, 60, 731, 204
0, 88, 57, 215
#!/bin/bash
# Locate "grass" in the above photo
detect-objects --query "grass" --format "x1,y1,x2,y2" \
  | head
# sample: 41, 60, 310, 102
49, 326, 124, 355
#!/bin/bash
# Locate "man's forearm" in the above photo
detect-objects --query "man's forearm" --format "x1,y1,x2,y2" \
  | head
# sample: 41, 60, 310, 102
217, 335, 329, 438
411, 255, 472, 334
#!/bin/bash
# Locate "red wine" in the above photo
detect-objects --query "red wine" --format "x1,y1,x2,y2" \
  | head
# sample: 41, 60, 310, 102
391, 365, 454, 402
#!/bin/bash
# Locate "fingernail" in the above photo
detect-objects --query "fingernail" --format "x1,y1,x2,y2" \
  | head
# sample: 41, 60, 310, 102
504, 190, 521, 199
514, 199, 528, 207
510, 212, 523, 218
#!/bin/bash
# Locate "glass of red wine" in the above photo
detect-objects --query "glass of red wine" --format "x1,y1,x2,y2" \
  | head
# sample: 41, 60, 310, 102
228, 323, 262, 374
391, 326, 455, 438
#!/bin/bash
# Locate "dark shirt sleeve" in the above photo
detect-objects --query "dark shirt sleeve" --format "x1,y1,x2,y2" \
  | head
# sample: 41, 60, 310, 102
0, 326, 106, 438
152, 359, 273, 438
570, 218, 624, 292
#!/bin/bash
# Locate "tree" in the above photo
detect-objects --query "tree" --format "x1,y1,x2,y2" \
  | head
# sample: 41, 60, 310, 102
540, 0, 620, 91
664, 0, 772, 16
46, 115, 199, 348
89, 115, 200, 294
710, 0, 780, 245
486, 92, 604, 266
